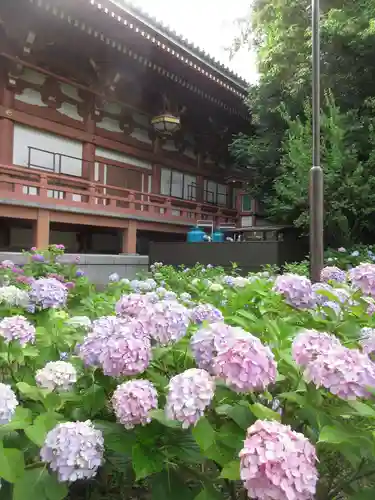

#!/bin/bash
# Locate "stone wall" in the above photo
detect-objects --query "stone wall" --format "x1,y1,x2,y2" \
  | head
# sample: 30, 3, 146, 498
0, 253, 149, 286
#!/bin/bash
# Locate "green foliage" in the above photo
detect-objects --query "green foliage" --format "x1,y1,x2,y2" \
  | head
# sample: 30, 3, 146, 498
230, 0, 375, 245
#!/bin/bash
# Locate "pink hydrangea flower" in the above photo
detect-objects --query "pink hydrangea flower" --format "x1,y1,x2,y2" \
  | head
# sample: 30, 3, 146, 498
292, 329, 341, 367
239, 420, 318, 500
190, 304, 224, 324
115, 293, 150, 318
360, 327, 375, 357
191, 323, 245, 374
304, 346, 375, 400
112, 380, 158, 429
165, 368, 215, 428
213, 333, 277, 393
0, 315, 36, 345
144, 300, 191, 345
273, 274, 316, 309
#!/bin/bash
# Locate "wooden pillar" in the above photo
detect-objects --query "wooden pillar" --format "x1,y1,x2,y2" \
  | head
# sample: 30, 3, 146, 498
34, 209, 50, 249
0, 85, 14, 165
82, 110, 96, 181
121, 220, 137, 254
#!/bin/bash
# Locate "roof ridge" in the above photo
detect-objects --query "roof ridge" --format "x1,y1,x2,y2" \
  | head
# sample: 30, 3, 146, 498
108, 0, 250, 90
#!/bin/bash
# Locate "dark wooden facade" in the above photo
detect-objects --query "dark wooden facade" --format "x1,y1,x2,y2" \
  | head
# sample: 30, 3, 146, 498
0, 0, 255, 253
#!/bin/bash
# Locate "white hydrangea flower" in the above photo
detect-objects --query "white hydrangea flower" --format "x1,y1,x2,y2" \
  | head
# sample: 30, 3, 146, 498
65, 316, 92, 330
36, 361, 77, 392
0, 286, 29, 308
0, 383, 18, 424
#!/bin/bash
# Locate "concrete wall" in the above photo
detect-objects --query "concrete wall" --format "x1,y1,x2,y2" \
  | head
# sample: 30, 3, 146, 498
0, 252, 149, 286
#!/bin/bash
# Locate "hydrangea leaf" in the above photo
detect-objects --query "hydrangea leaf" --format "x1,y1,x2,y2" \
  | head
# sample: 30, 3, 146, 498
192, 417, 215, 451
0, 443, 24, 484
219, 460, 240, 480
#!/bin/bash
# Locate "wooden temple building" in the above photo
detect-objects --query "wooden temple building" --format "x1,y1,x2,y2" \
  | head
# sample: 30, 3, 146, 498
0, 0, 255, 254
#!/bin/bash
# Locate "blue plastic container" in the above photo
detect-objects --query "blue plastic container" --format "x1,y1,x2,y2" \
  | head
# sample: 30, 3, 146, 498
212, 230, 224, 242
187, 226, 206, 243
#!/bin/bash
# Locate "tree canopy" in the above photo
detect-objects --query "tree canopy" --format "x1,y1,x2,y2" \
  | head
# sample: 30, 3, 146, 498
230, 0, 375, 245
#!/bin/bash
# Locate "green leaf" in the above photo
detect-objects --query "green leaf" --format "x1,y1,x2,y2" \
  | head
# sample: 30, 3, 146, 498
132, 444, 164, 480
347, 400, 375, 418
318, 425, 352, 445
192, 417, 215, 451
82, 385, 106, 416
95, 421, 135, 454
227, 403, 254, 430
250, 403, 281, 422
12, 468, 66, 500
25, 414, 60, 447
43, 393, 62, 412
204, 442, 235, 467
42, 472, 68, 500
350, 488, 375, 500
194, 486, 223, 500
0, 443, 24, 483
148, 409, 180, 428
16, 383, 43, 402
219, 460, 240, 480
1, 407, 32, 431
151, 471, 197, 500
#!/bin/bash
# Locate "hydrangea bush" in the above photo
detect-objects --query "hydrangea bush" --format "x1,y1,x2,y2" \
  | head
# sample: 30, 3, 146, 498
1, 248, 375, 499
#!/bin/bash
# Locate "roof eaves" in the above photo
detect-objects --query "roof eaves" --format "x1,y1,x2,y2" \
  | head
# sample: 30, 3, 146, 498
107, 0, 250, 92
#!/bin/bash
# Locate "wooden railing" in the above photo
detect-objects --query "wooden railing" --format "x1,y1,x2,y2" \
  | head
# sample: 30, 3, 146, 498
0, 165, 239, 226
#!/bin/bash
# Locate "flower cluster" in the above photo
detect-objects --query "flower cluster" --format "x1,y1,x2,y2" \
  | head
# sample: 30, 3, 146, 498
320, 266, 347, 283
146, 300, 190, 345
0, 383, 18, 424
112, 380, 158, 429
0, 315, 36, 345
165, 368, 215, 428
292, 329, 341, 367
213, 333, 277, 392
79, 316, 151, 377
36, 361, 77, 391
190, 304, 223, 324
0, 285, 29, 308
191, 323, 241, 373
349, 263, 375, 297
30, 278, 68, 309
273, 274, 316, 309
239, 420, 318, 500
40, 421, 104, 482
115, 293, 150, 318
66, 316, 92, 330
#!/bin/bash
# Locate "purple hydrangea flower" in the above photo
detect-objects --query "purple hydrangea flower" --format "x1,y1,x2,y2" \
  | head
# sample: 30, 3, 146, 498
349, 263, 375, 297
239, 420, 318, 500
191, 304, 224, 325
320, 266, 346, 283
112, 380, 158, 429
312, 283, 334, 305
0, 315, 36, 345
304, 346, 375, 399
76, 269, 85, 277
273, 274, 316, 309
144, 300, 190, 345
40, 421, 104, 482
109, 273, 120, 283
36, 361, 77, 391
165, 368, 215, 428
30, 278, 68, 309
31, 254, 45, 262
292, 329, 341, 367
0, 383, 18, 424
1, 260, 14, 269
190, 323, 242, 373
79, 316, 151, 377
359, 327, 375, 357
213, 333, 277, 392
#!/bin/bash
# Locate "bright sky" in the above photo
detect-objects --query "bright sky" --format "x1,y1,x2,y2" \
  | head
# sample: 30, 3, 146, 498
128, 0, 258, 84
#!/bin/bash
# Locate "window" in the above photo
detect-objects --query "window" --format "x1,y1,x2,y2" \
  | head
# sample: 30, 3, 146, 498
204, 180, 228, 206
160, 167, 197, 200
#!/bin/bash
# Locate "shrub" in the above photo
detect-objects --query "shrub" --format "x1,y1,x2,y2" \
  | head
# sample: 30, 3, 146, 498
0, 249, 375, 499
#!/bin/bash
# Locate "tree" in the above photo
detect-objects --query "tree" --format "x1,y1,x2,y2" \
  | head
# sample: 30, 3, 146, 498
230, 0, 375, 245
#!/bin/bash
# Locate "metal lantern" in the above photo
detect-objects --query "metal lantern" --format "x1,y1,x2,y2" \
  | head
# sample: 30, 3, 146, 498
151, 113, 181, 135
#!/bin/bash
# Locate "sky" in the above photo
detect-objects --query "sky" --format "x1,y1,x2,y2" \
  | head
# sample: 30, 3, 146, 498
127, 0, 258, 84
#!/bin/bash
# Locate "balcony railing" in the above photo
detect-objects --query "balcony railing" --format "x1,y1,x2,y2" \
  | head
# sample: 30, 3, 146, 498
0, 164, 238, 226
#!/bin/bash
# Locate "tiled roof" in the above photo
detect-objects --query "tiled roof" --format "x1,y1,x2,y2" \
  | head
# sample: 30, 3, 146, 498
108, 0, 249, 92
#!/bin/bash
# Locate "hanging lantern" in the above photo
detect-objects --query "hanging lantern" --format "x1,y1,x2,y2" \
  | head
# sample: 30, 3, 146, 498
151, 113, 181, 136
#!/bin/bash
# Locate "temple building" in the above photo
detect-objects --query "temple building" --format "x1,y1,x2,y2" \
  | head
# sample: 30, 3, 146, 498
0, 0, 255, 254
